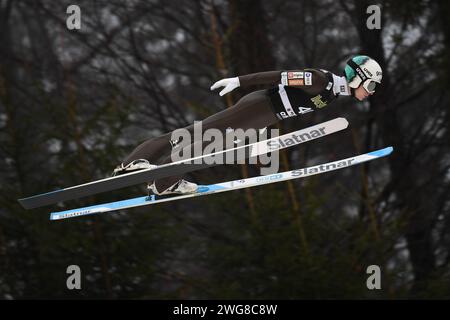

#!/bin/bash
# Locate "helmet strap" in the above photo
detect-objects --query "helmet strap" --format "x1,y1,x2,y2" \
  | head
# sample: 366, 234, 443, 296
347, 59, 369, 82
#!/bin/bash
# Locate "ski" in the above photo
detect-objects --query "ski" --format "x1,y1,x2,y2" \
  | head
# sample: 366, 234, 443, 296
19, 117, 349, 210
50, 146, 393, 220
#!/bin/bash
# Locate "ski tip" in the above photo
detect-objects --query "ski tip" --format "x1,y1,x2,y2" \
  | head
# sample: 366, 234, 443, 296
334, 117, 349, 127
367, 146, 394, 157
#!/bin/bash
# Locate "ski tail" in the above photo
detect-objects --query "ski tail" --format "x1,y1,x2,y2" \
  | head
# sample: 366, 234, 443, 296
50, 146, 393, 221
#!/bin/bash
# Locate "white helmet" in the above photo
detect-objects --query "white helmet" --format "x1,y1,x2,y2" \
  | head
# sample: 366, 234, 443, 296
345, 55, 382, 93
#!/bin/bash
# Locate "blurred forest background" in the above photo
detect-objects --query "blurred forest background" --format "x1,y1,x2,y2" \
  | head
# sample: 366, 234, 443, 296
0, 0, 449, 299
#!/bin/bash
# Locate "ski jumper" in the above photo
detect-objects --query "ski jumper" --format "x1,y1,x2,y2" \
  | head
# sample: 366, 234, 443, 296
122, 69, 350, 192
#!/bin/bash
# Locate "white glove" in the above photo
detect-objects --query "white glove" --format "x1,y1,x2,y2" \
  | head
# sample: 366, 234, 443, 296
210, 77, 240, 96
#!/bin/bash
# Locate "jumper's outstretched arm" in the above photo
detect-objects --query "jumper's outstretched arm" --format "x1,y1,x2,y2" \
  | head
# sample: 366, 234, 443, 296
210, 71, 282, 96
210, 69, 327, 96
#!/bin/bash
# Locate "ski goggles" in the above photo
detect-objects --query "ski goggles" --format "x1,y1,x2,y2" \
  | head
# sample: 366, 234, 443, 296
362, 79, 378, 93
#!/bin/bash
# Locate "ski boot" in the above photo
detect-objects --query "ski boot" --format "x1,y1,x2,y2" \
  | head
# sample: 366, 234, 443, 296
112, 159, 157, 176
147, 179, 198, 196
